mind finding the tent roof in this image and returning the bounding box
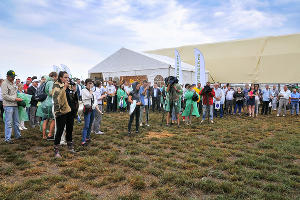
[145,33,300,83]
[89,48,195,74]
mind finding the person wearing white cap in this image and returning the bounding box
[27,79,39,128]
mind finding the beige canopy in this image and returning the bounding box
[146,33,300,83]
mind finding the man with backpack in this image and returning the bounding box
[27,79,39,128]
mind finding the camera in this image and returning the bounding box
[164,76,179,87]
[202,85,212,94]
[69,79,76,86]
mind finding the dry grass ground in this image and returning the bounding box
[0,112,299,200]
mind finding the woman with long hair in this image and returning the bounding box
[254,85,261,117]
[52,71,75,158]
[81,79,97,146]
[248,85,256,117]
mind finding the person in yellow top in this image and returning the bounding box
[196,83,203,114]
[192,85,201,103]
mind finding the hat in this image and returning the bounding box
[26,77,32,82]
[32,79,39,83]
[7,70,16,78]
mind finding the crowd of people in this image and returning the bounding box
[1,70,299,158]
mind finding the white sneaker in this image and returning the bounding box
[283,114,285,117]
[210,120,214,124]
[146,124,150,127]
[60,141,67,145]
[95,131,104,135]
[277,114,279,117]
[200,120,204,124]
[21,126,27,130]
[19,126,23,131]
[140,123,143,127]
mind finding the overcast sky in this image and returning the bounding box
[0,0,299,80]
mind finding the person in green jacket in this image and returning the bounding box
[36,72,58,139]
[117,84,127,112]
[165,79,183,127]
[182,84,200,125]
[16,83,32,130]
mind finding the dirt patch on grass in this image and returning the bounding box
[293,159,300,166]
[146,131,174,138]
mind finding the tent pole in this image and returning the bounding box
[168,65,171,76]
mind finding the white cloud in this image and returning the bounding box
[0,27,101,80]
[105,0,223,49]
[0,0,294,80]
[214,0,285,30]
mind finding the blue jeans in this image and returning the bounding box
[234,103,243,114]
[290,101,299,115]
[202,105,214,120]
[214,104,223,118]
[82,109,95,143]
[77,114,81,123]
[172,107,177,121]
[4,106,21,142]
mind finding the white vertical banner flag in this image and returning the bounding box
[53,65,60,73]
[194,48,206,86]
[60,64,72,78]
[174,49,183,84]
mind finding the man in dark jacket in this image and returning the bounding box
[151,84,161,112]
[64,83,79,152]
[27,79,39,128]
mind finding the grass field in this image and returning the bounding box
[0,112,299,200]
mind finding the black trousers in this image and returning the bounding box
[113,96,118,112]
[54,112,75,145]
[125,98,130,111]
[198,100,202,114]
[0,101,3,119]
[261,101,269,115]
[152,97,160,112]
[107,96,113,112]
[128,106,140,132]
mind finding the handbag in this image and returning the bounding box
[83,104,92,115]
[83,91,94,115]
[17,101,26,108]
[192,93,199,102]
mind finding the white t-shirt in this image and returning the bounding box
[106,85,116,95]
[226,90,234,100]
[94,87,105,105]
[213,88,222,103]
[279,90,291,100]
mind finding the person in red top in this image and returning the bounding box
[23,77,32,93]
[199,82,215,123]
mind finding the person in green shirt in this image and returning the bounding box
[165,77,183,127]
[117,84,127,112]
[182,84,200,125]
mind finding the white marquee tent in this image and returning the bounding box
[88,48,208,85]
